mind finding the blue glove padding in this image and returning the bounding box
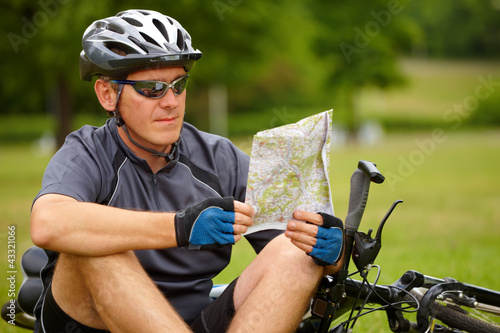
[308,213,344,266]
[175,197,236,250]
[188,208,235,250]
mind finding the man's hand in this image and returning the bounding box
[174,197,254,250]
[285,211,344,268]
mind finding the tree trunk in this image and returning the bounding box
[345,86,360,143]
[208,84,228,137]
[55,75,73,148]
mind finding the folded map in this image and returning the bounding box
[245,110,333,233]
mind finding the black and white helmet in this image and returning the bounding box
[79,9,202,81]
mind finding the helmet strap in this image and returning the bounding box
[113,84,126,127]
[112,84,180,163]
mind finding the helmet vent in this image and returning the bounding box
[104,41,135,56]
[122,17,143,27]
[107,23,125,34]
[139,32,162,49]
[153,19,170,43]
[176,29,185,51]
[127,36,149,53]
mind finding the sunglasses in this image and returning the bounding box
[111,74,189,98]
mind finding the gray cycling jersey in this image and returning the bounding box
[33,119,281,323]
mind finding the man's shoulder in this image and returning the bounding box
[55,119,123,171]
[64,119,118,151]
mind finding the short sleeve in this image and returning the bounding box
[34,126,115,205]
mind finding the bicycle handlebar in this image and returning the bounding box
[344,160,385,232]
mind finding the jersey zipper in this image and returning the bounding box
[152,174,162,210]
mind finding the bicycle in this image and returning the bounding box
[3,160,500,332]
[296,160,500,333]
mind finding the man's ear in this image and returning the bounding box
[94,79,118,112]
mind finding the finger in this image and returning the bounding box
[293,210,323,226]
[234,212,253,227]
[234,234,242,243]
[287,220,318,237]
[234,200,255,217]
[233,223,248,235]
[290,239,314,254]
[285,229,317,247]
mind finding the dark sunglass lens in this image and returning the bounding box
[172,77,188,95]
[135,82,167,98]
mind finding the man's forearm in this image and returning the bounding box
[31,194,177,256]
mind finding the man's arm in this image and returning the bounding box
[31,193,253,256]
[31,193,177,256]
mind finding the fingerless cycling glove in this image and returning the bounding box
[308,213,344,266]
[174,197,236,250]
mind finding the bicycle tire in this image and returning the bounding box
[434,302,500,333]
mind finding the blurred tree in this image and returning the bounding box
[408,0,500,58]
[1,0,497,145]
[1,0,327,141]
[1,0,116,145]
[308,0,422,138]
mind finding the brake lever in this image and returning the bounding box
[352,200,403,274]
[375,199,403,244]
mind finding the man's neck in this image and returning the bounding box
[117,127,171,173]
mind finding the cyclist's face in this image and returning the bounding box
[118,66,187,153]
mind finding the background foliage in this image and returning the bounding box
[1,0,499,143]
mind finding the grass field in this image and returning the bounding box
[216,129,500,331]
[361,58,500,125]
[1,58,500,332]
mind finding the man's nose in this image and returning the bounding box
[159,88,180,109]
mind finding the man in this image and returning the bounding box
[31,9,344,333]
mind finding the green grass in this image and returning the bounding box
[216,129,500,331]
[0,144,51,332]
[342,130,500,285]
[361,58,500,128]
[1,131,499,332]
[1,57,500,331]
[326,130,500,330]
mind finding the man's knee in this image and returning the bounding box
[247,234,322,285]
[51,251,148,326]
[53,251,142,303]
[265,235,318,268]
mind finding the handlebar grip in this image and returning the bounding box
[358,160,385,184]
[344,161,384,232]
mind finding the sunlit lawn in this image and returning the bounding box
[218,129,500,331]
[1,130,499,332]
[361,58,500,124]
[1,57,500,332]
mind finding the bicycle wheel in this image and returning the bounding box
[434,301,500,333]
[415,282,500,333]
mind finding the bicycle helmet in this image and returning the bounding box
[79,9,202,81]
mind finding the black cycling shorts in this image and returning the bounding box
[38,279,238,333]
[189,278,238,333]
